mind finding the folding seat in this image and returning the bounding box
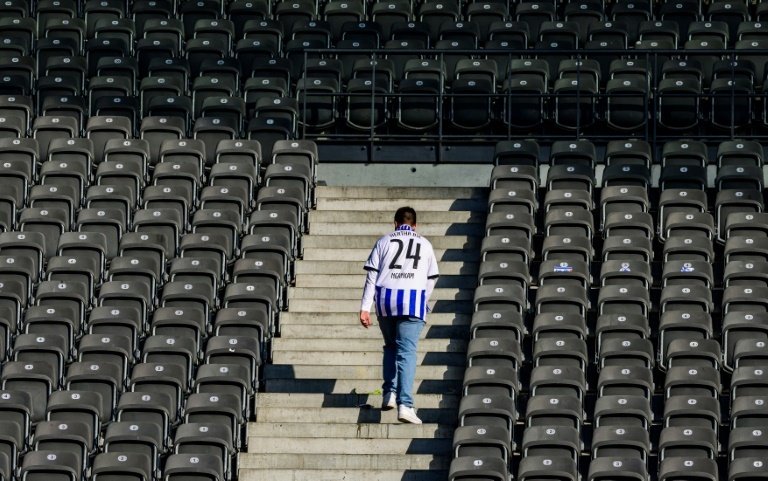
[664,339,722,369]
[185,39,228,79]
[144,57,190,92]
[449,77,494,131]
[688,20,729,46]
[534,284,587,317]
[107,258,161,305]
[163,453,223,481]
[517,455,577,481]
[531,313,586,342]
[605,76,648,132]
[194,363,252,416]
[459,393,516,436]
[295,77,339,131]
[160,281,216,323]
[717,139,763,167]
[141,335,198,387]
[564,0,604,44]
[466,3,507,41]
[129,362,187,423]
[145,96,194,136]
[152,159,202,208]
[98,281,154,330]
[116,390,174,448]
[418,1,459,42]
[708,0,749,41]
[731,393,768,428]
[204,336,261,392]
[179,0,222,39]
[729,426,768,460]
[452,425,512,465]
[235,40,280,82]
[274,0,316,37]
[449,456,507,481]
[600,259,652,289]
[544,208,593,239]
[0,0,28,18]
[521,425,579,462]
[474,283,528,315]
[500,74,546,130]
[542,235,593,264]
[597,365,653,398]
[594,394,652,429]
[662,58,704,86]
[725,235,768,262]
[546,165,595,193]
[588,453,649,480]
[537,259,589,289]
[1,361,56,422]
[664,365,721,399]
[28,186,76,233]
[657,78,702,131]
[248,209,300,258]
[103,421,164,476]
[18,207,67,258]
[484,22,530,49]
[729,459,768,481]
[467,330,523,370]
[173,422,234,479]
[479,260,531,289]
[198,185,247,224]
[716,190,763,242]
[19,451,80,481]
[736,40,768,91]
[11,333,68,386]
[549,140,596,168]
[342,77,388,131]
[253,97,299,135]
[598,285,650,318]
[85,308,142,361]
[710,77,754,130]
[45,389,105,450]
[663,395,720,432]
[659,426,718,460]
[91,452,152,481]
[662,260,713,288]
[368,0,410,41]
[515,2,556,41]
[600,187,649,229]
[725,258,768,287]
[599,336,654,369]
[588,20,629,49]
[39,158,89,208]
[76,330,132,379]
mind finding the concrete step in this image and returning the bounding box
[256,393,459,409]
[272,338,468,353]
[302,235,481,249]
[295,273,477,288]
[278,312,471,326]
[295,260,479,275]
[248,422,455,439]
[255,406,458,425]
[287,298,474,314]
[265,364,465,381]
[288,287,474,301]
[310,210,486,224]
[264,378,462,395]
[310,222,484,236]
[278,323,470,340]
[239,453,450,470]
[271,350,466,366]
[317,197,488,212]
[245,436,452,455]
[302,247,480,262]
[240,468,449,481]
[316,186,487,200]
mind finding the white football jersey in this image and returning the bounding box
[364,225,439,319]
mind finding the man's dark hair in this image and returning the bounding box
[395,207,417,225]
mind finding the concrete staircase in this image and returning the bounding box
[239,186,487,481]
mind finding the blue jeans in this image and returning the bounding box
[378,316,425,408]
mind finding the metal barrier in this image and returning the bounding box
[294,46,768,160]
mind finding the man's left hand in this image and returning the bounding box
[359,310,372,328]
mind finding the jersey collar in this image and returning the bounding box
[395,225,414,232]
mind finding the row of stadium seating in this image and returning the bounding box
[3,0,768,44]
[449,139,768,480]
[0,137,317,481]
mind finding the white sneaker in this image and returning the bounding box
[397,405,422,424]
[381,392,396,411]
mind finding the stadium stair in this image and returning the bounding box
[239,186,487,481]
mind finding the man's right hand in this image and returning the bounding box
[359,310,372,329]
